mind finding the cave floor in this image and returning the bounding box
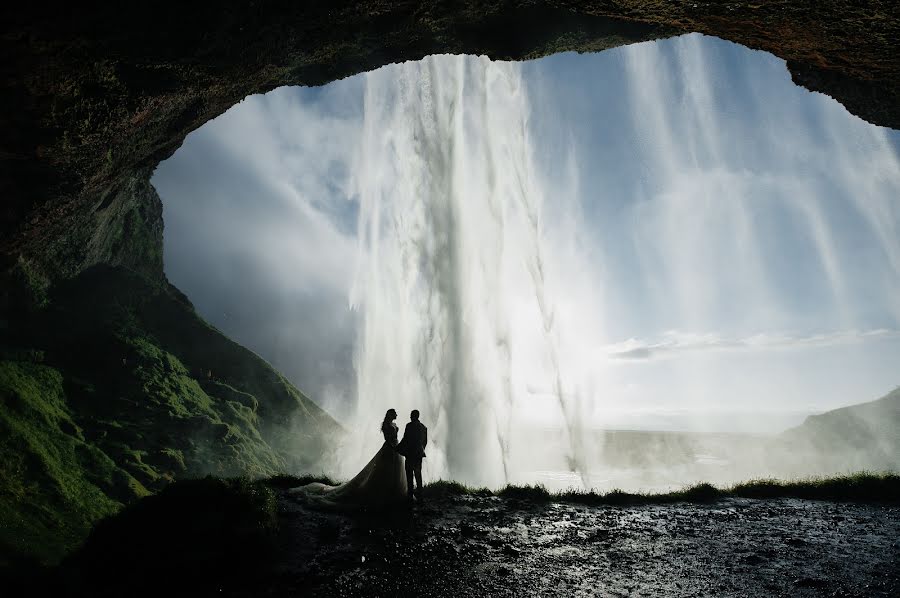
[252,491,900,597]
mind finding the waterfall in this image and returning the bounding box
[339,55,588,487]
[152,33,900,490]
[329,38,900,489]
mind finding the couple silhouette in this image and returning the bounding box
[292,409,428,509]
[392,409,428,502]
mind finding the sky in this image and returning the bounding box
[152,34,900,436]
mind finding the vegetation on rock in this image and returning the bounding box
[0,265,339,565]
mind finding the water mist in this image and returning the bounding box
[339,55,593,488]
[155,35,900,492]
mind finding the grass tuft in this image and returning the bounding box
[497,484,552,502]
[424,479,493,499]
[1,265,341,566]
[729,471,900,502]
[418,472,900,506]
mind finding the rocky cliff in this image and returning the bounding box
[2,2,897,284]
[1,265,338,563]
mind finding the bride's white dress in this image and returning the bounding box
[291,421,407,509]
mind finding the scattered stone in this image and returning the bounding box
[268,490,900,597]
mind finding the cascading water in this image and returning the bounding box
[341,55,591,488]
[155,34,900,492]
[332,40,900,490]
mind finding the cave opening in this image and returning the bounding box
[151,34,900,491]
[4,4,900,585]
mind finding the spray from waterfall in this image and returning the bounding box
[153,33,900,491]
[325,37,900,490]
[339,55,587,488]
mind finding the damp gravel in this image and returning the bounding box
[252,491,900,597]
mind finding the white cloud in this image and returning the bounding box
[607,328,900,360]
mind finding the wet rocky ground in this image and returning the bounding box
[252,490,900,597]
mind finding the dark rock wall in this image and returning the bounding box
[2,1,897,284]
[32,171,164,282]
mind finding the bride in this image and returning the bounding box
[291,408,408,509]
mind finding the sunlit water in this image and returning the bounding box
[345,55,590,487]
[154,34,900,491]
[340,41,900,488]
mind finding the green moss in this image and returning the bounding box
[0,361,123,564]
[158,447,186,472]
[1,265,340,565]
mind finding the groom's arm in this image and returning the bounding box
[423,426,427,447]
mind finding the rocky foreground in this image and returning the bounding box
[269,490,899,598]
[7,475,898,597]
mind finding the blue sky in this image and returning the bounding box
[153,34,900,432]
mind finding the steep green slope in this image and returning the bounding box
[0,361,128,564]
[0,265,339,564]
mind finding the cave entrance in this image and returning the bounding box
[152,34,900,491]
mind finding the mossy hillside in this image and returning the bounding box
[0,361,129,565]
[1,265,339,564]
[71,333,285,484]
[42,265,338,471]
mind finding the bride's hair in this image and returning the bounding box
[381,408,397,430]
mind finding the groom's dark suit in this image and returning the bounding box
[398,420,427,500]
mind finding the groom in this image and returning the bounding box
[397,410,427,502]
